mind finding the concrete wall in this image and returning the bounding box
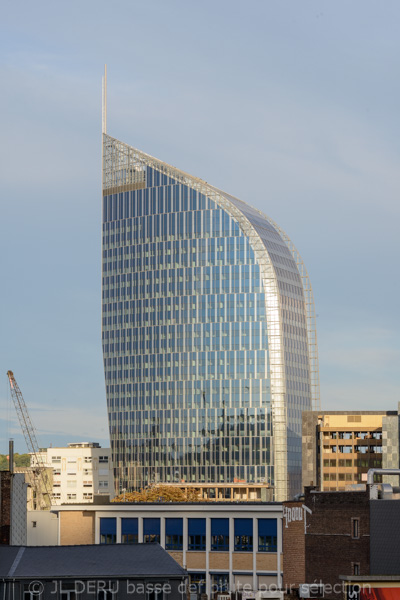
[11,473,27,545]
[382,407,400,486]
[27,510,59,545]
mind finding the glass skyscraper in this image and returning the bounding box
[102,133,319,501]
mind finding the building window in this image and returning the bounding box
[98,481,108,488]
[100,517,116,544]
[143,518,160,543]
[98,592,114,600]
[23,585,42,600]
[258,519,277,552]
[165,518,183,550]
[147,588,164,600]
[211,573,229,594]
[52,456,61,463]
[353,563,360,575]
[99,456,109,463]
[188,518,206,551]
[352,518,360,539]
[189,573,206,595]
[234,518,253,552]
[211,518,229,551]
[67,494,77,501]
[32,521,37,528]
[122,518,138,544]
[84,457,92,463]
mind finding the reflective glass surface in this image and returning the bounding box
[102,164,311,495]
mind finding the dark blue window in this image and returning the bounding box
[165,518,183,550]
[234,518,253,552]
[258,519,277,552]
[211,573,229,592]
[189,573,206,595]
[143,518,160,543]
[211,518,229,551]
[121,518,138,544]
[188,518,206,551]
[100,518,116,544]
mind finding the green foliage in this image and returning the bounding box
[0,453,31,470]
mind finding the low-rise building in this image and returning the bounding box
[0,543,187,600]
[283,473,400,600]
[50,501,284,599]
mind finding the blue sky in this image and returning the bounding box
[1,1,399,453]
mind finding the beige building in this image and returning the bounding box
[14,466,53,510]
[51,501,283,599]
[31,442,114,505]
[302,411,392,491]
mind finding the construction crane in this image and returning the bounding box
[7,370,53,509]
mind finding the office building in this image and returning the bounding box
[302,411,398,491]
[51,500,283,598]
[102,133,319,501]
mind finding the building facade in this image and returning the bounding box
[302,411,395,492]
[0,544,187,600]
[284,478,400,600]
[102,133,319,501]
[283,487,370,600]
[52,501,283,599]
[31,442,114,505]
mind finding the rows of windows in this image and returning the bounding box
[323,445,383,454]
[103,266,266,299]
[103,294,267,328]
[99,517,277,552]
[103,237,259,270]
[103,184,217,223]
[103,321,269,356]
[103,171,311,492]
[106,379,270,411]
[324,431,382,440]
[108,408,271,439]
[323,458,383,467]
[104,349,267,382]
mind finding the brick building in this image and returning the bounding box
[283,487,370,600]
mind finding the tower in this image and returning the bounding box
[101,133,319,501]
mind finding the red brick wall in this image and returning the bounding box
[304,488,370,600]
[0,472,11,544]
[283,501,306,592]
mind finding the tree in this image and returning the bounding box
[0,453,31,470]
[113,484,204,503]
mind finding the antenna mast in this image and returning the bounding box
[102,64,107,134]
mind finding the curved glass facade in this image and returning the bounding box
[102,134,318,500]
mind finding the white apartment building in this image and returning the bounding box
[31,442,114,505]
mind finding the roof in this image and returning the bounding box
[0,544,187,579]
